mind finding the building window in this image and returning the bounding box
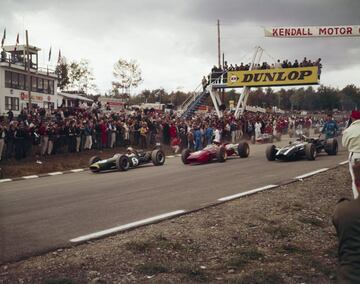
[37,78,43,92]
[11,72,19,88]
[49,80,54,94]
[44,79,48,94]
[5,71,11,88]
[5,96,19,111]
[19,73,26,90]
[5,71,55,94]
[31,76,37,92]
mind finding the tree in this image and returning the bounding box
[68,59,97,94]
[317,85,340,111]
[55,59,70,91]
[112,59,142,95]
[340,84,360,110]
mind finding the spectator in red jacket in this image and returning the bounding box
[169,122,177,139]
[100,120,107,148]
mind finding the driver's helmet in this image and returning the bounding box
[126,147,135,154]
[213,138,221,145]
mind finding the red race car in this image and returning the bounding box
[181,142,250,165]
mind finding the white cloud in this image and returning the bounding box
[0,0,359,94]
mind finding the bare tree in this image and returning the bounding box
[68,59,97,94]
[112,59,142,95]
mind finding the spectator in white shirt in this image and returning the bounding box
[342,110,360,199]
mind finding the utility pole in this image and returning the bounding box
[217,19,221,68]
[25,30,32,111]
[222,52,225,102]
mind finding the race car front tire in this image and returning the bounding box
[151,149,165,166]
[89,156,101,173]
[89,156,101,172]
[325,138,338,155]
[238,142,250,158]
[216,146,226,163]
[89,156,101,165]
[305,143,316,160]
[266,145,277,161]
[181,149,191,164]
[116,155,130,171]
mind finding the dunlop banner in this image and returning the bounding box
[227,66,318,87]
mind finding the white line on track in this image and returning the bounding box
[22,175,39,179]
[48,172,63,176]
[0,178,12,183]
[295,168,329,180]
[339,160,348,165]
[218,185,278,202]
[70,169,84,173]
[70,210,186,243]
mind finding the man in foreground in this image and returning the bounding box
[342,110,360,199]
[333,114,360,283]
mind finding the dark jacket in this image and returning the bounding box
[333,197,360,283]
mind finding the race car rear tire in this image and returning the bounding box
[325,138,338,155]
[181,149,191,164]
[151,149,165,166]
[89,156,101,172]
[238,142,250,158]
[216,146,227,163]
[266,145,277,161]
[116,155,130,171]
[305,143,316,160]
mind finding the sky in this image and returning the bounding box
[1,0,359,95]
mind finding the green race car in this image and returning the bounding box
[89,149,165,173]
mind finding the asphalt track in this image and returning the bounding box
[0,139,348,264]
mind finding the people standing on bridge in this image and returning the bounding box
[342,110,360,199]
[322,113,338,139]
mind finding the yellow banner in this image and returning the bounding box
[227,66,319,87]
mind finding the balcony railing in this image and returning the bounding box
[0,56,56,76]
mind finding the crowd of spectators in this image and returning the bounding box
[0,102,346,161]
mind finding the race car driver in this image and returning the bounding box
[126,147,138,157]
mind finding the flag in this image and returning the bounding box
[14,33,19,51]
[57,49,61,63]
[48,46,52,61]
[1,28,5,47]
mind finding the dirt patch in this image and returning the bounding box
[0,146,175,179]
[0,166,352,283]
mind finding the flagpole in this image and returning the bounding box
[25,30,32,111]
